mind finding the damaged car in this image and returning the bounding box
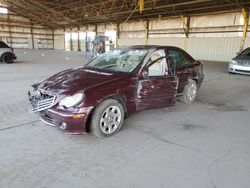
[28,45,204,137]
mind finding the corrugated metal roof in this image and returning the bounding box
[1,0,250,28]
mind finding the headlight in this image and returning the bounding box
[59,93,84,108]
[231,60,237,65]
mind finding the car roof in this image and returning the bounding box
[117,45,180,51]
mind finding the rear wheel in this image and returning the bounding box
[90,99,124,137]
[1,53,14,64]
[181,79,197,104]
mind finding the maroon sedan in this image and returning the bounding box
[28,45,204,137]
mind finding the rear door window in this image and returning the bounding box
[168,48,191,67]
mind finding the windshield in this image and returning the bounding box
[85,49,148,73]
[240,48,250,56]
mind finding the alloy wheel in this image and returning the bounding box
[99,105,122,134]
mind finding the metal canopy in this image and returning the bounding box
[2,0,250,28]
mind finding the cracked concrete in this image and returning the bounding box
[207,150,231,188]
[0,50,250,188]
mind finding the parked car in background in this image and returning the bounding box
[28,45,204,137]
[228,47,250,75]
[0,41,16,64]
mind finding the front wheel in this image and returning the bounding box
[181,79,198,104]
[1,53,14,64]
[90,99,124,137]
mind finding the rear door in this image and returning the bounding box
[137,50,178,110]
[167,48,194,94]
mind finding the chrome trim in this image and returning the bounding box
[30,95,56,113]
[236,61,250,67]
[29,90,56,113]
[47,108,74,117]
[40,117,56,127]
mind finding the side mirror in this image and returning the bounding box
[142,70,149,79]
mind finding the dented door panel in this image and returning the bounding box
[136,76,178,110]
[176,64,193,93]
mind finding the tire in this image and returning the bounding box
[180,79,198,104]
[90,99,124,137]
[1,53,14,64]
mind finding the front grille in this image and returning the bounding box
[237,61,250,66]
[30,90,56,113]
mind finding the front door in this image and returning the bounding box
[136,50,178,110]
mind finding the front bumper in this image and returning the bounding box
[228,63,250,75]
[39,106,94,134]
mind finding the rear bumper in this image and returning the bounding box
[40,106,94,134]
[228,64,250,75]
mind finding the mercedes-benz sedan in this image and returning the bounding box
[228,47,250,75]
[28,45,204,137]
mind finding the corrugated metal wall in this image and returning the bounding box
[0,13,55,49]
[2,9,250,62]
[118,37,247,61]
[187,38,243,61]
[54,29,64,50]
[116,12,250,62]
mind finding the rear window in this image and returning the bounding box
[0,41,10,48]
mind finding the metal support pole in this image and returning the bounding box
[240,8,249,52]
[116,23,120,48]
[77,27,80,51]
[31,25,34,50]
[145,20,149,45]
[7,13,12,48]
[52,28,54,49]
[181,15,190,50]
[63,27,66,50]
[94,24,97,36]
[70,30,73,51]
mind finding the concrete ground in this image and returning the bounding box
[0,49,249,188]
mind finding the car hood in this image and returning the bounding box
[38,67,128,95]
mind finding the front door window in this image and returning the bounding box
[148,50,168,77]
